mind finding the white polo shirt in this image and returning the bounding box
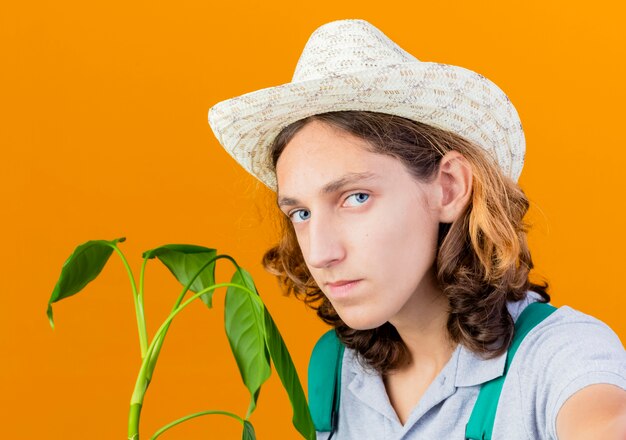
[315,291,626,439]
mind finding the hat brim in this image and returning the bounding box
[208,60,524,191]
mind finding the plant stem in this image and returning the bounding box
[127,281,257,439]
[150,410,244,439]
[144,254,240,384]
[128,403,142,440]
[138,255,149,356]
[109,243,149,358]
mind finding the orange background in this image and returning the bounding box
[1,1,624,438]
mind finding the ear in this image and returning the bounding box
[433,151,473,223]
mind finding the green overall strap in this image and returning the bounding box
[308,328,345,432]
[465,301,557,440]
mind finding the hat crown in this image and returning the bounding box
[208,18,526,190]
[292,19,419,82]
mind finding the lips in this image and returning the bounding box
[326,279,360,287]
[325,279,362,298]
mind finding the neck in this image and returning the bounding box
[388,269,456,373]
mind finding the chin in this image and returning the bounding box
[339,313,388,331]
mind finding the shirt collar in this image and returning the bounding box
[345,337,508,393]
[454,289,543,387]
[454,343,507,387]
[345,348,401,422]
[344,291,540,398]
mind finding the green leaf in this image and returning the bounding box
[242,420,256,440]
[47,237,126,329]
[264,307,316,440]
[142,244,217,307]
[224,267,271,420]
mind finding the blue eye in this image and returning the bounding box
[287,193,370,224]
[345,193,369,206]
[289,209,310,224]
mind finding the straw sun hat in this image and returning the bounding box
[207,18,525,192]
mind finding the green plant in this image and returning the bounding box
[46,237,315,440]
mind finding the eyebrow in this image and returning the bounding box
[277,171,379,209]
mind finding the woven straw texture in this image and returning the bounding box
[208,18,525,191]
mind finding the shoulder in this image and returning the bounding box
[507,291,625,357]
[507,292,626,438]
[513,296,625,365]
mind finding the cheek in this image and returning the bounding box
[294,233,325,285]
[367,207,438,286]
[290,227,310,263]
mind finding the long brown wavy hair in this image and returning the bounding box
[261,110,550,375]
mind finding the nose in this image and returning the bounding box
[304,213,346,269]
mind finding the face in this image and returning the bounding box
[275,120,444,330]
